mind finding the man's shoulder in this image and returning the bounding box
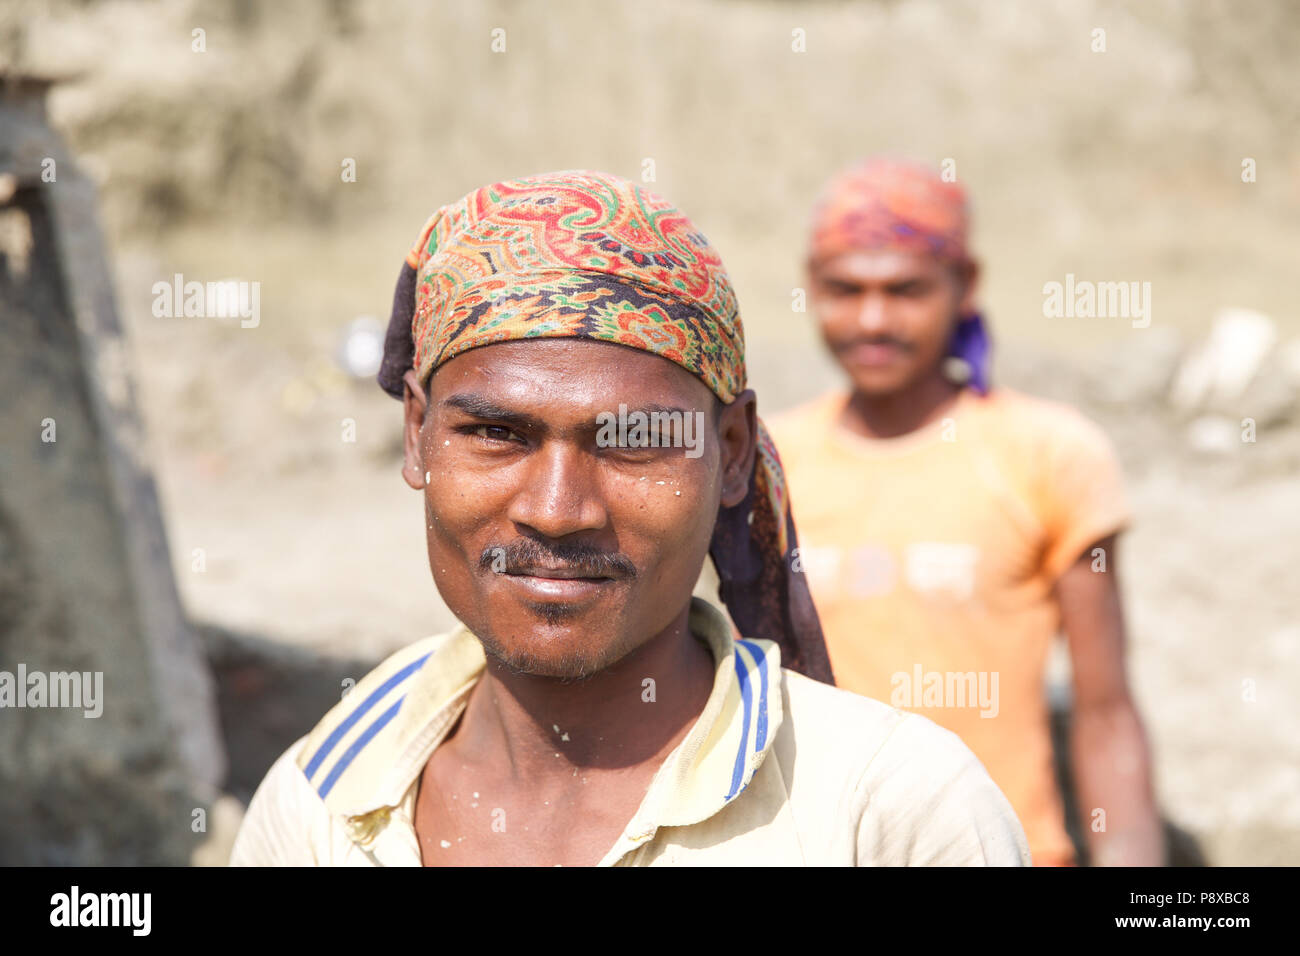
[777,666,972,770]
[779,665,904,737]
[775,668,1032,865]
[975,386,1113,448]
[775,667,1010,816]
[230,629,466,865]
[296,630,461,779]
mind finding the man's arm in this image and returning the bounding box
[1057,533,1165,866]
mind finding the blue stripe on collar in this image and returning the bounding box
[303,653,430,782]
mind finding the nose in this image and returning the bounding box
[505,439,609,540]
[856,290,889,334]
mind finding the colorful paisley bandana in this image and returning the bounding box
[807,157,992,394]
[379,170,834,684]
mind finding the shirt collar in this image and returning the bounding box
[319,597,784,848]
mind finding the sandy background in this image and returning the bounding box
[3,0,1298,864]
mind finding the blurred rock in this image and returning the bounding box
[1,75,224,864]
[1234,353,1299,431]
[1170,308,1278,413]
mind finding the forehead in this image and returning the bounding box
[428,338,717,412]
[812,249,947,284]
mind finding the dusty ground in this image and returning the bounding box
[4,0,1297,864]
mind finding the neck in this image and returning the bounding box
[841,370,962,440]
[452,602,715,782]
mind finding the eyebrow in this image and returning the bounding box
[440,393,541,429]
[628,403,699,420]
[440,393,702,431]
[822,273,933,288]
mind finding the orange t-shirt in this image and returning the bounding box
[767,386,1131,866]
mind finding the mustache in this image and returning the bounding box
[478,539,638,580]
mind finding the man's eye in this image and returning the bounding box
[891,283,929,297]
[604,438,671,460]
[463,424,519,443]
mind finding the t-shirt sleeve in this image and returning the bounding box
[228,736,323,866]
[1034,406,1132,582]
[855,714,1032,866]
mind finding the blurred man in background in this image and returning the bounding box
[768,158,1165,866]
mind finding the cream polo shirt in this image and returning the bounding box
[230,598,1031,866]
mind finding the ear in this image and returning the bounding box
[717,389,757,508]
[401,368,428,491]
[955,259,981,317]
[805,258,830,309]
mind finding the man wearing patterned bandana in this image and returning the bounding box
[230,170,1029,867]
[769,157,1164,866]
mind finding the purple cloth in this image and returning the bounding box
[949,311,992,395]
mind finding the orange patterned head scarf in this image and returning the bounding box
[808,157,971,266]
[379,170,834,683]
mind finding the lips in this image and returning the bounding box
[497,565,619,602]
[500,571,615,601]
